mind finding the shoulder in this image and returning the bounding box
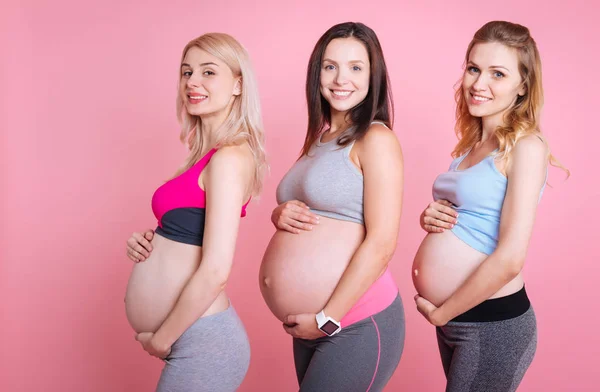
[359,122,399,148]
[208,143,254,178]
[507,134,549,176]
[353,123,403,171]
[511,134,549,163]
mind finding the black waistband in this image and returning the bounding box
[451,286,530,323]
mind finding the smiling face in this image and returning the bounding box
[319,37,371,116]
[179,46,241,118]
[462,42,526,127]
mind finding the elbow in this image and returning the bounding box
[503,253,526,279]
[214,270,230,291]
[204,265,231,293]
[369,236,397,266]
[495,244,527,279]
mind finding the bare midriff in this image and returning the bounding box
[259,216,365,321]
[125,233,229,333]
[412,230,523,308]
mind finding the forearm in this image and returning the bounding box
[436,249,521,323]
[323,238,394,321]
[152,266,227,349]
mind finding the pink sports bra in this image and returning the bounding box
[151,148,249,246]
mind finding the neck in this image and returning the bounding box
[198,99,235,149]
[480,114,504,145]
[328,109,352,134]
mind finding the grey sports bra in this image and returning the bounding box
[276,122,388,225]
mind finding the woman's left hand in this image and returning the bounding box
[282,313,324,340]
[414,295,448,327]
[135,332,172,359]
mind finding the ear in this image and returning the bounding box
[233,77,242,96]
[517,83,526,97]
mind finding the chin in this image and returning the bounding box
[467,106,488,118]
[330,100,361,113]
[185,106,211,116]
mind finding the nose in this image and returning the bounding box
[186,72,201,89]
[334,68,349,85]
[471,73,487,92]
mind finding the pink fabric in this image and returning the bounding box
[340,268,398,327]
[151,148,249,226]
[366,316,382,392]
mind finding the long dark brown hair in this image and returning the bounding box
[300,22,394,156]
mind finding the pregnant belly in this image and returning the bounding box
[259,217,365,321]
[124,234,204,333]
[412,230,523,307]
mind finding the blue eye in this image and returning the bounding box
[324,64,336,71]
[467,66,480,74]
[352,65,361,71]
[493,71,505,78]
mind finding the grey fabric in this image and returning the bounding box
[276,121,389,225]
[156,305,250,392]
[293,295,405,392]
[436,306,537,392]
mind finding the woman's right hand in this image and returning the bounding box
[420,200,459,233]
[271,200,320,234]
[126,230,155,263]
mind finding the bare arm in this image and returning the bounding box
[428,136,548,325]
[150,146,253,351]
[323,125,404,321]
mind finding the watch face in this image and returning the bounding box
[320,320,339,336]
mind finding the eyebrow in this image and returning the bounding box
[322,58,366,65]
[468,61,511,72]
[180,62,219,68]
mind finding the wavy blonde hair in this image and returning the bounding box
[453,21,568,176]
[175,33,267,195]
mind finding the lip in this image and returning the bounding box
[329,89,354,100]
[187,92,207,104]
[468,92,492,105]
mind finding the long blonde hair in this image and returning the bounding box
[453,21,568,175]
[175,33,267,195]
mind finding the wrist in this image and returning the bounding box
[316,309,342,336]
[432,306,450,326]
[151,332,172,352]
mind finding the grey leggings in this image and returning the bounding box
[436,306,537,392]
[156,305,250,392]
[293,295,405,392]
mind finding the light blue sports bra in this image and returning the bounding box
[432,149,545,255]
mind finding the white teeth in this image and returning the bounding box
[473,95,491,102]
[333,90,351,97]
[189,96,207,100]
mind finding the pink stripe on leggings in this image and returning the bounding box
[366,316,381,392]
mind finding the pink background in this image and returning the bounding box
[3,0,598,391]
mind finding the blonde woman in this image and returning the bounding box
[124,33,266,392]
[412,21,568,392]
